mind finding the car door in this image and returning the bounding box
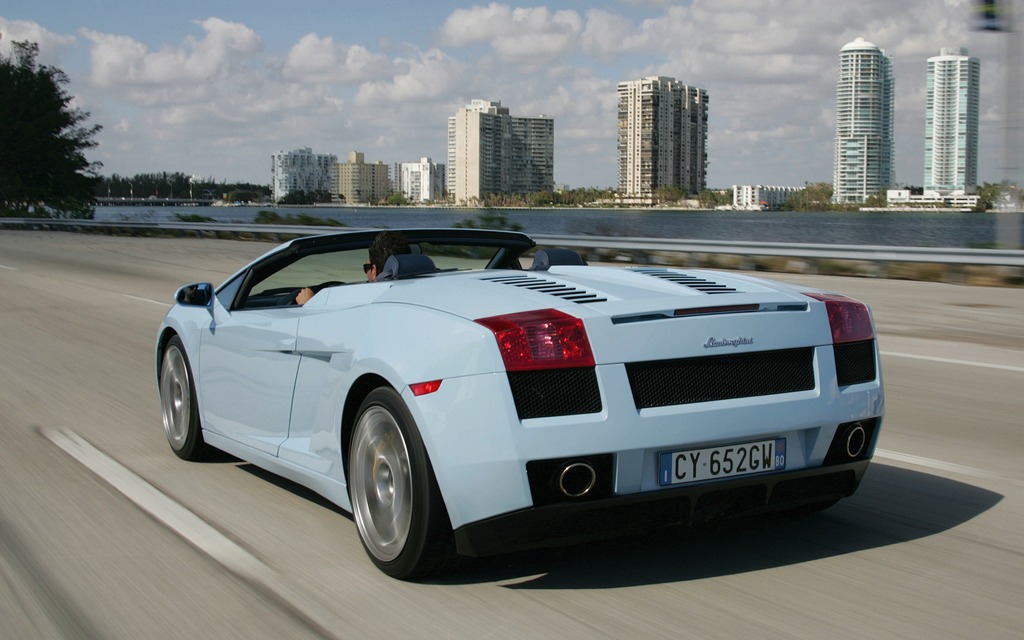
[197,299,302,455]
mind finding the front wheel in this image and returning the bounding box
[348,387,453,579]
[159,336,213,461]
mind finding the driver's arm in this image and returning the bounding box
[295,287,315,305]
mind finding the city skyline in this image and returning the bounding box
[1,1,1015,189]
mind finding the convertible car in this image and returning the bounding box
[157,228,884,579]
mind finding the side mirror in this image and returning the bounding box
[175,283,214,307]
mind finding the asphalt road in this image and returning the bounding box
[1,230,1021,639]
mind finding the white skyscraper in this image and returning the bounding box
[924,48,980,195]
[617,76,709,199]
[833,38,895,204]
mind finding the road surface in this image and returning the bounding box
[0,231,1020,639]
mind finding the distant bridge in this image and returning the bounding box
[95,197,216,207]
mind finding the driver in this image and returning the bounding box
[295,230,410,304]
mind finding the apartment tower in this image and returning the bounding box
[336,151,391,204]
[271,147,338,202]
[617,76,709,199]
[924,48,980,194]
[447,100,554,204]
[833,38,895,204]
[398,157,446,203]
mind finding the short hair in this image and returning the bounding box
[368,231,410,272]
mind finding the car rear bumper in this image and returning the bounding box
[452,459,870,557]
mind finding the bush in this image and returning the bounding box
[254,210,345,226]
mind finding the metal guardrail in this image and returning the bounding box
[3,217,1024,268]
[534,234,1024,268]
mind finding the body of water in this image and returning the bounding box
[93,205,1023,249]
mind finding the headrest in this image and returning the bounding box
[378,253,437,280]
[528,248,586,271]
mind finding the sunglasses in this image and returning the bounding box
[363,263,374,273]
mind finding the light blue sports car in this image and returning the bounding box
[157,228,884,579]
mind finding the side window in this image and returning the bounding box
[241,249,368,309]
[216,274,245,308]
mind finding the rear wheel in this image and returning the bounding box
[159,336,212,461]
[348,387,453,579]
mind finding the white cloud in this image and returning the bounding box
[581,7,681,58]
[82,18,262,88]
[283,33,394,84]
[354,48,464,105]
[0,17,76,65]
[438,4,583,64]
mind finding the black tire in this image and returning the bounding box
[348,387,454,580]
[159,336,213,461]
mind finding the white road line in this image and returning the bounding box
[881,351,1024,373]
[874,448,1021,487]
[41,427,271,579]
[122,293,171,307]
[0,264,18,271]
[874,448,990,479]
[39,427,342,638]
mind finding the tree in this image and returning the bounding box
[781,182,834,211]
[655,185,687,204]
[697,189,731,208]
[279,190,315,205]
[0,40,102,218]
[864,188,888,208]
[975,183,1002,212]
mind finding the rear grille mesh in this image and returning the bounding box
[834,340,876,386]
[507,367,602,419]
[625,347,815,409]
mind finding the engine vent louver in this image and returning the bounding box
[480,274,608,304]
[631,268,741,294]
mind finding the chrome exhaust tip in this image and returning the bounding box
[845,423,867,458]
[558,462,597,498]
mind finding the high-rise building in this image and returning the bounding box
[447,100,554,204]
[336,151,391,204]
[271,147,338,202]
[398,157,446,202]
[832,38,895,204]
[617,76,709,200]
[924,47,980,195]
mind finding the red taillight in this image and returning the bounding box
[475,309,595,372]
[410,380,442,396]
[804,293,874,343]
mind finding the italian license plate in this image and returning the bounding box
[659,438,786,486]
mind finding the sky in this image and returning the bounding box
[1,0,1017,190]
